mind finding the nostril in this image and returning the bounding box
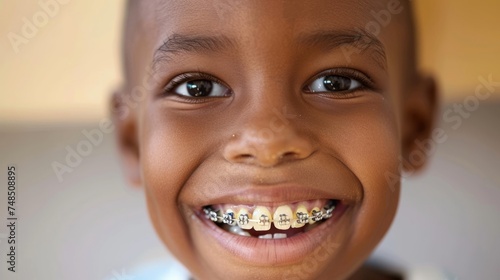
[238,154,253,160]
[281,151,297,159]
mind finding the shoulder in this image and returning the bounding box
[349,264,455,280]
[107,259,191,280]
[348,264,403,280]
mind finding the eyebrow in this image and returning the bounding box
[298,29,387,69]
[152,33,236,70]
[152,29,387,70]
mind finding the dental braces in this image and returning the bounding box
[203,203,336,227]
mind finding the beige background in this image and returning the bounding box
[0,1,499,280]
[1,0,500,124]
[0,0,124,124]
[415,0,500,95]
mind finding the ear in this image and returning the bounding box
[111,88,142,187]
[401,74,439,173]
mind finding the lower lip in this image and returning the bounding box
[194,203,349,265]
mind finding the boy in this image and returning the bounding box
[112,0,437,279]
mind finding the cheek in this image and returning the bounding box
[314,96,401,259]
[141,106,221,197]
[345,100,400,229]
[339,99,401,193]
[313,96,401,187]
[138,106,224,265]
[343,99,400,253]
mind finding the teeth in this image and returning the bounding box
[204,200,337,233]
[258,234,273,239]
[203,207,211,219]
[309,207,322,224]
[291,205,309,228]
[222,210,236,226]
[258,233,288,239]
[273,233,287,239]
[323,203,335,218]
[252,206,272,231]
[209,209,221,222]
[236,208,253,230]
[273,205,293,230]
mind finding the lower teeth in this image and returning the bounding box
[258,233,288,239]
[258,234,273,239]
[273,233,287,239]
[222,220,325,239]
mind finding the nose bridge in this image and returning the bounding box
[222,31,315,167]
[239,58,297,138]
[244,100,295,146]
[223,83,314,167]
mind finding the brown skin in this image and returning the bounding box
[113,1,437,279]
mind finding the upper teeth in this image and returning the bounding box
[273,205,293,230]
[253,206,272,231]
[222,211,236,225]
[203,201,336,231]
[237,208,252,230]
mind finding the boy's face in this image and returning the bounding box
[116,1,435,279]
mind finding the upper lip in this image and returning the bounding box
[190,183,362,209]
[184,157,364,209]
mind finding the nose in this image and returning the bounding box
[223,107,314,167]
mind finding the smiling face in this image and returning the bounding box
[115,1,436,279]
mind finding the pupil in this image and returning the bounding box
[187,80,213,97]
[323,76,351,91]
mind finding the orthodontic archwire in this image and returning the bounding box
[202,203,336,227]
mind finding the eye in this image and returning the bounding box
[173,79,230,97]
[303,68,377,95]
[306,75,362,93]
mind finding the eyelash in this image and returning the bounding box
[162,72,229,103]
[162,68,376,101]
[302,68,377,97]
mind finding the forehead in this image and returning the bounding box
[136,0,391,24]
[132,0,409,32]
[134,0,401,40]
[125,0,413,85]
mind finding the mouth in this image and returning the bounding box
[189,184,357,265]
[202,199,338,239]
